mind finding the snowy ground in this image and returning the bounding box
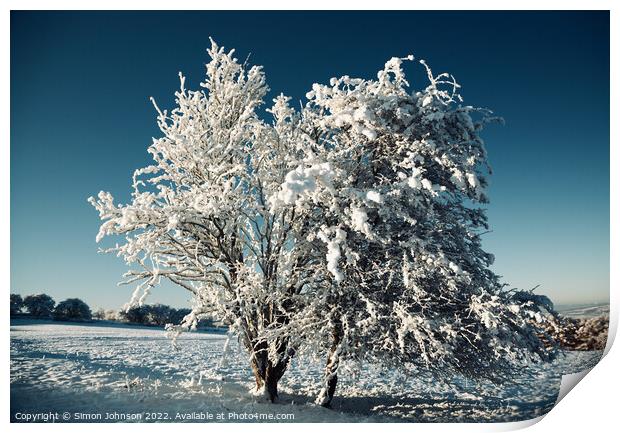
[556,303,610,319]
[10,318,603,423]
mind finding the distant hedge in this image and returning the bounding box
[11,292,210,328]
[118,304,199,327]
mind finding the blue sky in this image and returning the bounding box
[10,11,609,309]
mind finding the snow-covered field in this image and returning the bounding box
[10,318,603,423]
[556,303,610,319]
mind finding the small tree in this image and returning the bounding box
[91,40,556,403]
[93,308,106,320]
[53,298,93,322]
[23,294,55,318]
[10,294,24,316]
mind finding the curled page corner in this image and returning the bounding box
[493,414,546,431]
[556,368,592,405]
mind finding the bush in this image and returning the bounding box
[546,315,609,351]
[23,294,55,318]
[10,294,24,316]
[53,298,92,322]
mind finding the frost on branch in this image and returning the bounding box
[90,40,557,406]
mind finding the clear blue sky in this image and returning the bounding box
[10,11,609,310]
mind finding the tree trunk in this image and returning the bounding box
[316,353,339,407]
[250,341,290,403]
[264,364,282,402]
[316,322,342,407]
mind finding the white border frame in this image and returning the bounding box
[3,2,616,432]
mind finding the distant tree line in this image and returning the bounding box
[93,304,214,328]
[10,293,92,321]
[11,292,210,328]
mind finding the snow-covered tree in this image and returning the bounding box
[90,40,557,404]
[90,40,323,401]
[268,55,558,406]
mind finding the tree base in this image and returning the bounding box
[315,372,338,408]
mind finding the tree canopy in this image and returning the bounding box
[90,40,557,404]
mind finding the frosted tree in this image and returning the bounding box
[90,40,325,401]
[91,40,557,405]
[266,56,558,406]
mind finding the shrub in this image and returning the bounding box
[546,315,609,351]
